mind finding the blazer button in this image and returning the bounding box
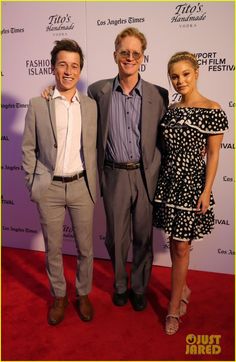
[54,144,57,148]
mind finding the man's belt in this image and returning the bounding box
[104,160,141,170]
[53,170,85,183]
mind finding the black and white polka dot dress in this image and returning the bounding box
[153,107,228,241]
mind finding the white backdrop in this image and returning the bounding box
[2,1,234,274]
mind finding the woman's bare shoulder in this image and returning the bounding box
[201,98,221,109]
[169,102,180,109]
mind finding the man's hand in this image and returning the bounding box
[41,85,54,99]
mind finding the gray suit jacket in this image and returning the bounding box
[88,77,168,202]
[22,93,97,203]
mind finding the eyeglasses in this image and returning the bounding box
[117,50,143,60]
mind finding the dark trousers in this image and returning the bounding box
[102,167,153,294]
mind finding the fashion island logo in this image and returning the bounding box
[46,14,75,33]
[171,3,206,27]
[139,54,149,73]
[186,334,221,355]
[25,59,52,76]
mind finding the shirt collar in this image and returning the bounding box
[113,75,142,96]
[52,88,80,103]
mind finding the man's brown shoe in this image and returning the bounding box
[77,295,93,322]
[48,295,68,325]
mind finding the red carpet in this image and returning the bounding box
[1,247,235,361]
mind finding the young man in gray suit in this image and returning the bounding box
[88,27,168,311]
[22,39,97,325]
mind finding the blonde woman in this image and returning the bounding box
[153,51,228,335]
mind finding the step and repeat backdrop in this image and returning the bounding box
[2,1,234,274]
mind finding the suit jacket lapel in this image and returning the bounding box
[141,81,153,148]
[80,95,87,148]
[47,98,57,146]
[99,81,113,150]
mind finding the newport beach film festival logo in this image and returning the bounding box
[171,2,206,27]
[194,52,235,72]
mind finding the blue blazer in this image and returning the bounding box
[88,77,168,202]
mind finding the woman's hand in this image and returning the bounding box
[196,191,211,214]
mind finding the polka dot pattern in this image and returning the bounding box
[153,107,229,241]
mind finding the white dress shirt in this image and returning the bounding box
[53,88,84,176]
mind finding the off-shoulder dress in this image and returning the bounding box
[153,107,228,241]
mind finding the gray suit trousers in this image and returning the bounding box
[102,166,153,294]
[37,177,94,297]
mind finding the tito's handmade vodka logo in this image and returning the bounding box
[171,2,206,25]
[46,14,75,32]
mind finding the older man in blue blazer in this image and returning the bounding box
[88,27,168,311]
